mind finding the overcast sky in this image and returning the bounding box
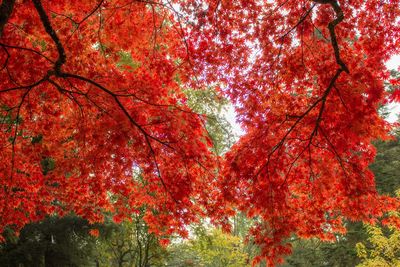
[386,55,400,123]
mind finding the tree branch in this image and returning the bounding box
[32,0,66,74]
[312,0,349,73]
[0,0,15,37]
[21,0,183,204]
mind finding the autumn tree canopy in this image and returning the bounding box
[0,0,399,265]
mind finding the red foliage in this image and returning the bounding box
[89,228,100,237]
[0,0,399,265]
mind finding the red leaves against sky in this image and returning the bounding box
[0,0,399,265]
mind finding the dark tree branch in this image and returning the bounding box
[77,0,104,26]
[32,0,66,74]
[309,68,342,139]
[280,3,316,41]
[50,0,104,40]
[1,75,50,94]
[255,1,351,182]
[58,72,174,149]
[9,89,31,180]
[57,72,180,203]
[0,0,15,37]
[0,42,55,63]
[312,0,349,73]
[255,68,343,180]
[0,44,10,71]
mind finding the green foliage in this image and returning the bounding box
[0,213,168,267]
[31,134,43,144]
[97,215,167,267]
[370,136,400,196]
[356,222,400,267]
[281,222,367,267]
[356,189,400,267]
[167,228,249,267]
[40,157,56,175]
[116,51,141,71]
[0,215,99,267]
[185,87,236,155]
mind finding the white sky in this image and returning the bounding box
[386,55,400,123]
[224,105,244,137]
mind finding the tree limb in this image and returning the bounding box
[312,0,349,73]
[0,0,15,37]
[32,0,66,74]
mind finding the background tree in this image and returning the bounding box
[355,189,400,267]
[185,87,236,155]
[98,213,168,267]
[356,219,400,267]
[281,223,368,267]
[0,213,168,267]
[167,227,249,267]
[0,215,99,267]
[370,137,400,196]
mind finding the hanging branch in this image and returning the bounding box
[312,0,349,73]
[31,0,180,203]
